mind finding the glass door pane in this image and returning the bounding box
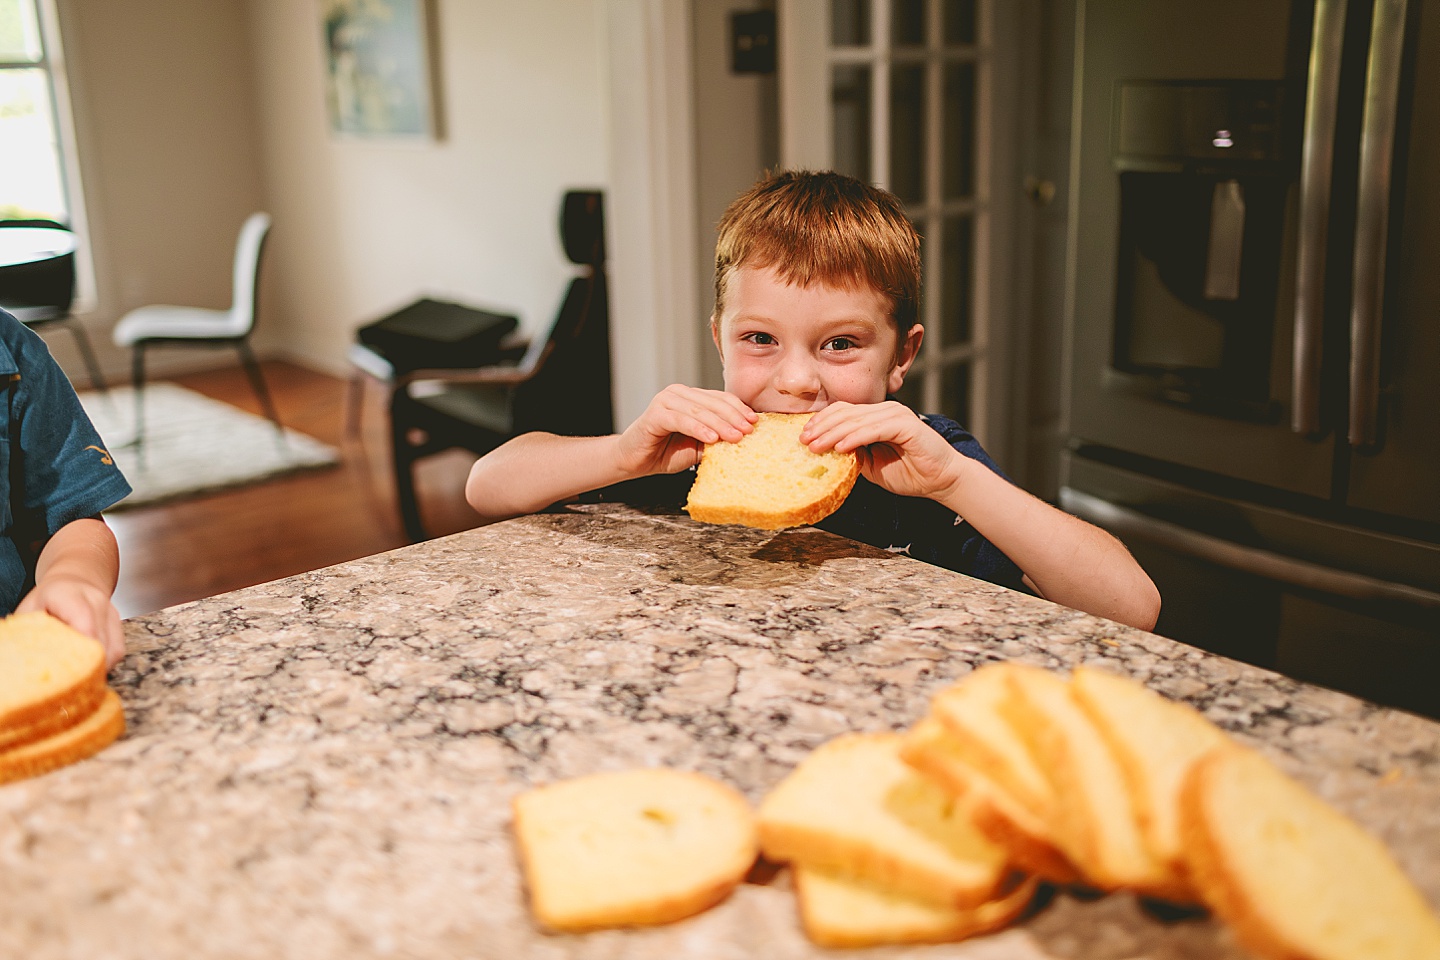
[889,64,925,204]
[943,0,976,44]
[832,0,871,46]
[939,215,973,346]
[892,0,926,46]
[942,62,975,200]
[831,65,873,182]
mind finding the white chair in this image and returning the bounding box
[113,212,281,450]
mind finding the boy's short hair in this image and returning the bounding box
[713,170,922,334]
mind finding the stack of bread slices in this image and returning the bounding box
[510,662,1440,957]
[761,661,1440,956]
[0,611,125,787]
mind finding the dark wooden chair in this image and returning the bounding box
[377,191,614,541]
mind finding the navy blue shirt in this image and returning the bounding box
[577,412,1027,592]
[0,310,131,613]
[813,414,1027,592]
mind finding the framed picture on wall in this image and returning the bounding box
[321,0,438,138]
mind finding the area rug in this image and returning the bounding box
[77,383,340,510]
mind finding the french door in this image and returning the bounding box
[779,0,1012,453]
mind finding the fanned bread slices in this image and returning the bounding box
[511,768,757,932]
[900,717,1079,884]
[794,866,1038,949]
[684,412,859,530]
[929,664,1060,821]
[0,610,106,749]
[1182,746,1440,960]
[998,664,1185,899]
[1071,665,1229,885]
[758,732,1010,908]
[0,689,125,787]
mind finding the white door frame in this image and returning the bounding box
[602,0,702,429]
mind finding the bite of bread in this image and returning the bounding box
[510,662,1440,957]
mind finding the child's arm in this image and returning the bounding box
[16,517,124,669]
[802,401,1161,631]
[465,384,756,524]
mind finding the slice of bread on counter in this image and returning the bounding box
[929,663,1058,821]
[511,767,757,932]
[794,865,1038,948]
[1181,745,1440,960]
[900,717,1079,884]
[1000,664,1184,898]
[758,732,1010,908]
[0,688,125,787]
[1072,665,1228,888]
[684,412,859,530]
[0,611,106,748]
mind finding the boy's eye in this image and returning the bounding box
[823,336,856,351]
[742,332,777,346]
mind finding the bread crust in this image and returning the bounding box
[758,817,1007,909]
[0,677,107,753]
[0,689,125,786]
[794,868,1038,949]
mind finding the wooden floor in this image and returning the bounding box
[106,361,484,619]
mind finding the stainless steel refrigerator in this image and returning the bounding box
[1061,0,1440,717]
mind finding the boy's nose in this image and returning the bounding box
[775,352,821,398]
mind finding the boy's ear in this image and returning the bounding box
[710,315,724,359]
[887,323,925,395]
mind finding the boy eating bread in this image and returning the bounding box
[465,171,1160,630]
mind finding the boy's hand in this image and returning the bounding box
[800,401,967,501]
[17,576,125,671]
[614,384,757,477]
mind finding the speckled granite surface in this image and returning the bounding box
[2,504,1437,959]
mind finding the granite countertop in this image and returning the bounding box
[2,504,1437,959]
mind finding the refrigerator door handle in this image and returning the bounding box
[1349,0,1409,447]
[1060,488,1440,609]
[1292,0,1349,437]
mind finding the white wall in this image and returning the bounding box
[247,0,610,374]
[53,0,265,380]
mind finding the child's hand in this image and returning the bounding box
[17,576,125,671]
[614,384,757,477]
[800,401,967,501]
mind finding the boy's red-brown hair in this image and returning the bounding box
[713,170,922,333]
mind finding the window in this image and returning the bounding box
[1,0,71,222]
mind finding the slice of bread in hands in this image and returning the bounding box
[0,688,125,786]
[684,412,859,530]
[511,768,757,932]
[0,611,107,751]
[901,717,1079,884]
[1181,746,1440,960]
[1071,665,1228,888]
[794,866,1039,949]
[1000,664,1184,898]
[758,732,1010,908]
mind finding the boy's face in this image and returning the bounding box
[712,264,923,413]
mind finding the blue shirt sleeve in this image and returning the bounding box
[0,313,130,610]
